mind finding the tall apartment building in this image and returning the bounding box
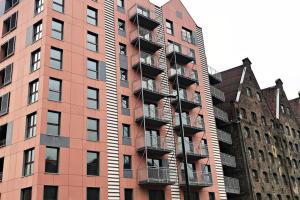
[0,0,227,199]
[214,58,300,200]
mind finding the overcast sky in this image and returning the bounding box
[151,0,300,99]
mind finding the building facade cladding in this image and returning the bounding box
[0,0,224,200]
[214,59,300,200]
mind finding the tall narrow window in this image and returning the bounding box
[87,58,99,80]
[48,78,62,101]
[28,79,39,104]
[21,187,32,200]
[0,36,16,61]
[43,186,58,200]
[125,189,133,200]
[121,95,129,109]
[33,20,43,42]
[117,0,124,8]
[46,111,60,136]
[246,87,252,97]
[35,0,44,14]
[87,151,99,176]
[87,118,99,141]
[87,87,99,109]
[53,0,64,13]
[122,124,130,138]
[26,112,37,139]
[123,155,131,170]
[87,6,98,26]
[182,27,193,43]
[118,19,125,31]
[119,43,127,55]
[87,31,98,52]
[50,47,63,70]
[0,92,10,116]
[166,20,173,35]
[51,19,63,40]
[45,147,59,173]
[4,0,19,12]
[2,12,18,36]
[0,64,13,88]
[87,188,100,200]
[23,148,35,176]
[120,68,128,81]
[31,48,41,72]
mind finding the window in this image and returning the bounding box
[87,151,99,176]
[255,130,261,141]
[182,27,193,43]
[120,68,128,81]
[26,112,37,139]
[286,107,291,115]
[251,112,257,123]
[4,0,18,12]
[246,87,252,97]
[50,47,63,70]
[252,170,258,182]
[87,118,99,141]
[258,150,265,161]
[261,116,266,126]
[122,124,130,138]
[46,111,60,136]
[244,127,250,138]
[35,0,44,14]
[87,87,99,109]
[51,19,63,40]
[124,189,133,200]
[45,147,59,173]
[87,6,98,26]
[87,187,100,200]
[28,79,39,104]
[23,148,34,176]
[277,195,282,200]
[31,48,41,72]
[190,49,196,63]
[0,92,10,116]
[87,58,99,80]
[263,172,269,183]
[118,19,125,31]
[248,148,254,159]
[240,108,247,119]
[48,78,62,101]
[0,36,16,61]
[166,20,173,35]
[149,190,165,200]
[87,32,98,52]
[21,187,32,200]
[256,92,262,101]
[282,175,287,184]
[280,105,285,114]
[273,173,279,184]
[269,153,274,164]
[286,126,290,135]
[117,0,124,8]
[2,12,18,36]
[53,0,64,13]
[119,43,127,55]
[0,64,13,88]
[43,186,58,200]
[209,192,215,200]
[33,20,42,42]
[123,155,131,170]
[121,95,129,109]
[264,133,271,144]
[256,193,262,200]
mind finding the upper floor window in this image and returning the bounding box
[286,107,291,115]
[117,0,124,8]
[256,92,262,101]
[21,187,32,200]
[261,116,266,126]
[124,189,133,200]
[87,187,100,200]
[87,151,99,176]
[2,12,18,36]
[248,148,254,159]
[240,108,247,119]
[123,155,132,170]
[263,172,269,183]
[51,19,64,40]
[252,170,258,182]
[244,127,250,138]
[46,111,61,136]
[48,78,62,102]
[87,31,98,52]
[182,27,193,43]
[33,20,43,42]
[166,20,173,35]
[119,43,126,55]
[121,95,129,109]
[43,186,58,200]
[28,79,39,104]
[0,64,13,88]
[255,130,261,141]
[35,0,44,14]
[87,6,98,26]
[264,133,271,144]
[26,112,37,139]
[50,47,63,70]
[31,48,41,72]
[0,36,16,61]
[87,118,99,142]
[246,87,252,97]
[120,68,128,81]
[4,0,19,12]
[87,58,99,80]
[87,87,99,109]
[45,147,59,173]
[258,150,265,161]
[23,148,35,176]
[0,92,10,116]
[280,104,285,114]
[118,19,125,31]
[53,0,64,13]
[251,112,257,123]
[286,126,290,135]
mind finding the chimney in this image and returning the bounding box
[242,58,252,66]
[275,79,283,87]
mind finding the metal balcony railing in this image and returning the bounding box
[169,66,198,84]
[208,66,222,83]
[136,133,171,155]
[138,166,174,185]
[214,107,229,123]
[133,79,163,94]
[224,176,240,194]
[210,85,225,102]
[179,171,213,188]
[135,106,170,128]
[174,114,204,129]
[217,129,232,144]
[130,28,162,53]
[177,141,208,158]
[166,44,194,65]
[132,52,160,68]
[128,4,159,30]
[221,152,236,167]
[171,89,201,108]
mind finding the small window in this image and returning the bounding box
[87,151,99,176]
[124,188,133,200]
[87,118,99,141]
[273,173,279,184]
[244,127,250,138]
[263,172,269,183]
[119,43,126,55]
[31,48,41,72]
[48,78,62,102]
[0,64,13,88]
[23,148,35,176]
[256,92,262,101]
[123,155,131,170]
[87,31,98,52]
[240,108,247,119]
[21,187,32,200]
[255,130,261,141]
[2,12,18,36]
[120,68,128,81]
[87,87,99,109]
[33,20,43,42]
[286,126,290,135]
[46,111,61,136]
[246,87,252,97]
[43,186,58,200]
[0,92,10,116]
[182,27,193,43]
[51,19,63,40]
[248,148,254,159]
[53,0,64,13]
[252,170,258,182]
[28,79,39,104]
[0,36,16,61]
[264,133,271,144]
[87,187,100,200]
[261,116,266,126]
[268,152,274,164]
[87,6,98,26]
[286,107,291,115]
[166,20,173,35]
[50,47,63,70]
[121,95,129,109]
[256,193,262,200]
[280,104,285,114]
[45,147,59,173]
[251,112,257,123]
[122,124,130,138]
[4,0,19,12]
[267,194,272,200]
[26,112,37,139]
[35,0,44,14]
[258,150,265,161]
[209,192,215,200]
[87,58,99,80]
[118,19,125,31]
[117,0,124,8]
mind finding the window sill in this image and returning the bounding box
[2,27,17,38]
[48,99,62,103]
[24,135,37,141]
[45,172,60,175]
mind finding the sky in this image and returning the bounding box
[150,0,300,99]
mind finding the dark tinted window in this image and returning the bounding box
[87,151,99,176]
[43,185,58,200]
[87,187,100,200]
[45,147,59,173]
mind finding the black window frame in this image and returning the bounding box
[117,0,124,8]
[123,155,131,170]
[87,58,99,80]
[45,146,59,173]
[87,151,99,176]
[48,77,62,102]
[50,47,63,70]
[2,12,18,36]
[87,6,98,26]
[28,79,39,104]
[166,20,173,35]
[51,18,64,40]
[4,0,19,12]
[0,36,16,61]
[46,110,61,136]
[53,0,64,13]
[124,188,133,200]
[33,20,43,42]
[43,185,58,200]
[26,112,37,139]
[120,68,128,81]
[87,117,99,142]
[87,187,100,200]
[121,95,129,109]
[21,187,32,200]
[118,19,125,31]
[35,0,44,14]
[87,87,99,109]
[31,48,41,72]
[23,148,35,177]
[87,31,98,52]
[119,43,127,55]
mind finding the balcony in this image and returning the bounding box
[129,4,160,30]
[224,176,240,194]
[166,44,194,65]
[132,52,163,78]
[133,78,167,103]
[217,129,232,145]
[210,85,225,104]
[171,90,201,111]
[168,67,198,88]
[208,66,222,85]
[130,28,162,54]
[221,153,236,168]
[135,107,170,129]
[214,107,229,124]
[176,141,208,161]
[136,134,172,156]
[179,171,213,189]
[138,167,174,186]
[173,114,205,135]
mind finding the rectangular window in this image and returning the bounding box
[121,95,129,109]
[87,118,99,141]
[51,19,63,40]
[251,112,257,123]
[87,58,99,80]
[2,12,18,36]
[50,47,63,70]
[125,189,133,200]
[45,147,59,173]
[43,186,58,200]
[87,188,100,200]
[166,20,173,35]
[53,0,64,13]
[122,124,130,138]
[120,68,128,81]
[21,187,32,200]
[117,0,124,8]
[87,151,99,176]
[31,48,41,72]
[118,19,125,31]
[87,6,98,26]
[0,63,13,88]
[4,0,19,12]
[182,27,193,43]
[0,36,16,61]
[48,78,62,101]
[46,111,60,136]
[0,92,10,116]
[28,79,39,104]
[87,31,98,52]
[35,0,44,14]
[23,148,34,176]
[149,190,165,200]
[119,43,127,55]
[123,155,131,170]
[26,112,37,139]
[33,20,43,42]
[209,192,215,200]
[87,87,99,109]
